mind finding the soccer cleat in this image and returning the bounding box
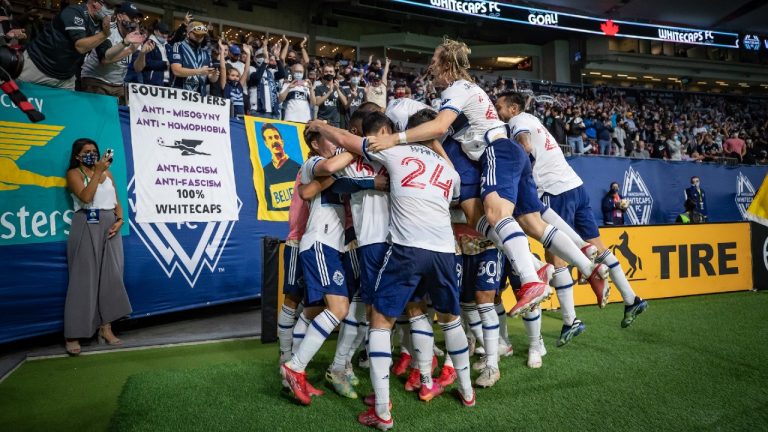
[537,263,555,286]
[281,364,311,405]
[358,407,394,431]
[467,334,476,357]
[325,368,358,399]
[587,263,611,308]
[346,363,360,387]
[306,381,325,397]
[458,389,476,407]
[472,355,487,371]
[418,381,445,402]
[581,244,599,262]
[621,297,648,328]
[474,345,485,356]
[392,352,411,376]
[498,341,514,357]
[508,281,550,318]
[432,355,438,373]
[527,346,543,369]
[557,319,586,347]
[404,368,421,392]
[475,366,501,388]
[436,365,457,387]
[363,393,393,410]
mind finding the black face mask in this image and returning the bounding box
[323,74,334,82]
[121,20,137,32]
[188,36,209,48]
[286,58,297,67]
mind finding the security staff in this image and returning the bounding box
[685,176,708,220]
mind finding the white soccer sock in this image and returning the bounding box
[476,215,503,248]
[553,267,576,326]
[290,309,340,373]
[460,302,484,346]
[478,303,500,369]
[493,217,539,284]
[495,301,510,345]
[540,225,592,276]
[440,318,472,397]
[291,312,310,356]
[531,255,545,271]
[443,349,454,368]
[395,315,411,356]
[541,207,588,248]
[348,305,368,362]
[368,328,392,420]
[522,307,542,348]
[278,304,297,364]
[598,250,637,305]
[331,301,362,372]
[409,314,435,387]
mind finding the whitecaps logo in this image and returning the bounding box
[735,172,755,220]
[127,177,241,288]
[622,166,654,225]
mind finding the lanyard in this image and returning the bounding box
[78,167,91,186]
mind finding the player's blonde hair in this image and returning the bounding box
[432,37,473,84]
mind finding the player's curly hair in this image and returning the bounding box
[431,36,473,84]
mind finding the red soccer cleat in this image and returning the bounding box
[404,368,421,392]
[392,352,411,376]
[306,380,324,397]
[508,281,550,318]
[459,389,476,407]
[280,363,311,405]
[537,263,554,286]
[588,263,611,308]
[364,393,393,410]
[432,355,438,373]
[418,381,445,402]
[581,244,598,261]
[436,365,457,387]
[358,407,394,430]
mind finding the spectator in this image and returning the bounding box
[280,62,315,123]
[565,107,586,153]
[602,182,626,225]
[596,117,613,155]
[80,2,146,105]
[132,21,171,87]
[630,140,650,159]
[676,199,705,224]
[544,105,567,145]
[226,43,243,73]
[64,138,131,356]
[723,131,746,162]
[667,131,682,160]
[685,176,708,220]
[314,64,347,127]
[343,68,366,117]
[284,36,310,68]
[612,120,627,156]
[248,37,287,119]
[170,21,215,96]
[364,57,390,109]
[18,0,114,89]
[217,39,250,118]
[0,0,26,43]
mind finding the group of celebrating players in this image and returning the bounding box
[276,38,648,430]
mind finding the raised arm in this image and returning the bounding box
[298,176,335,201]
[381,57,390,86]
[367,109,458,152]
[279,35,289,62]
[218,39,227,89]
[312,151,356,177]
[240,44,252,87]
[307,120,365,155]
[300,37,310,66]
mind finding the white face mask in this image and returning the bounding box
[255,58,265,66]
[293,72,303,80]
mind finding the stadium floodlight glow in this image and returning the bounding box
[392,0,740,48]
[496,56,527,64]
[589,71,601,75]
[601,74,613,78]
[627,76,638,80]
[617,74,628,77]
[697,81,708,85]
[643,75,655,79]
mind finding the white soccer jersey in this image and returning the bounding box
[339,154,391,247]
[362,140,460,253]
[385,98,431,132]
[298,156,346,253]
[508,112,583,196]
[439,80,506,161]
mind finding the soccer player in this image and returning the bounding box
[495,92,648,343]
[367,38,607,318]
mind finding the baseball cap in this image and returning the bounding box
[154,21,169,34]
[229,44,241,56]
[115,2,143,19]
[188,21,208,36]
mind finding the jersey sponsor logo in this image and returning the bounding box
[128,176,242,288]
[622,166,653,225]
[73,16,84,26]
[735,172,755,220]
[333,269,345,286]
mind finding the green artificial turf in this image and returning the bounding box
[1,292,768,432]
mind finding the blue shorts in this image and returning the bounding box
[373,244,460,318]
[283,244,305,298]
[343,247,361,299]
[460,249,504,302]
[498,258,521,293]
[300,242,349,306]
[444,136,481,203]
[358,242,390,305]
[481,138,543,216]
[542,185,601,240]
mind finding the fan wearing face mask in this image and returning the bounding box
[169,20,216,96]
[342,68,366,117]
[280,62,316,123]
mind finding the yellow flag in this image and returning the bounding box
[747,174,768,226]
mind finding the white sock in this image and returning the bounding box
[553,267,576,326]
[495,301,510,344]
[598,250,637,305]
[531,255,544,271]
[368,328,392,420]
[522,307,542,347]
[443,349,454,368]
[348,300,368,361]
[541,207,588,248]
[290,309,340,373]
[409,314,434,387]
[540,225,592,276]
[476,215,503,248]
[278,304,297,363]
[493,217,539,284]
[440,318,472,397]
[460,302,484,346]
[291,312,310,356]
[478,303,500,369]
[395,315,411,356]
[331,301,361,372]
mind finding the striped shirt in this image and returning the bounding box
[170,40,211,96]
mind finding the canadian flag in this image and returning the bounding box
[601,19,619,36]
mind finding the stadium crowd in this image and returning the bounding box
[6,0,768,165]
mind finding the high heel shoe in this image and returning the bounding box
[98,324,123,346]
[65,339,81,356]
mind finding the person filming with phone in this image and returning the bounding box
[63,138,131,356]
[279,61,315,123]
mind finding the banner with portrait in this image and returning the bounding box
[244,116,310,221]
[127,83,238,223]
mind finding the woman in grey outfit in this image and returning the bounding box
[64,138,131,355]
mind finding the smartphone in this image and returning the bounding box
[105,148,114,163]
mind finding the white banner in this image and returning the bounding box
[128,84,238,223]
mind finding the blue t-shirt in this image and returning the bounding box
[224,81,245,116]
